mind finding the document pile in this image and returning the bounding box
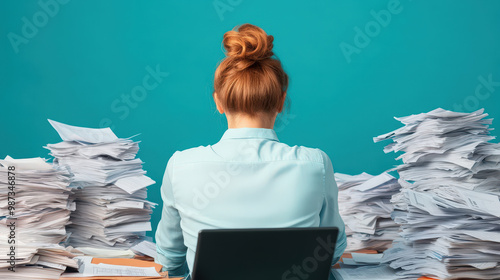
[374,108,500,279]
[0,156,78,279]
[335,172,401,252]
[332,253,397,280]
[332,264,397,280]
[61,256,162,277]
[45,120,157,250]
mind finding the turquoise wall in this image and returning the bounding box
[2,0,499,240]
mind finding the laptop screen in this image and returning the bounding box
[191,227,339,280]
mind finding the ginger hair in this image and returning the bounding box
[213,24,289,115]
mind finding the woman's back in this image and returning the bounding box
[156,128,346,275]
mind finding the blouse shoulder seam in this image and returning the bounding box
[170,151,178,207]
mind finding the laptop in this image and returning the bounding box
[191,227,339,280]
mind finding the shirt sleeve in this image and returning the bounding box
[154,152,189,276]
[318,150,347,265]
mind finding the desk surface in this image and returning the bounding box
[58,252,438,280]
[58,255,181,280]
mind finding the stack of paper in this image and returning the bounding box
[0,156,78,279]
[45,120,157,250]
[60,256,161,278]
[332,263,398,280]
[131,240,158,259]
[332,252,398,279]
[340,252,384,266]
[336,172,401,252]
[374,108,500,279]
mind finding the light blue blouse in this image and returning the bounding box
[155,128,347,277]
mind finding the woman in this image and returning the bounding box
[155,23,346,278]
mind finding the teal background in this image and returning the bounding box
[1,0,499,240]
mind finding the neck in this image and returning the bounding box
[226,112,277,129]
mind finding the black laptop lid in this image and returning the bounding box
[191,227,339,280]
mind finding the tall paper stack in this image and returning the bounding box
[374,108,500,279]
[336,172,401,252]
[0,156,78,279]
[45,120,157,250]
